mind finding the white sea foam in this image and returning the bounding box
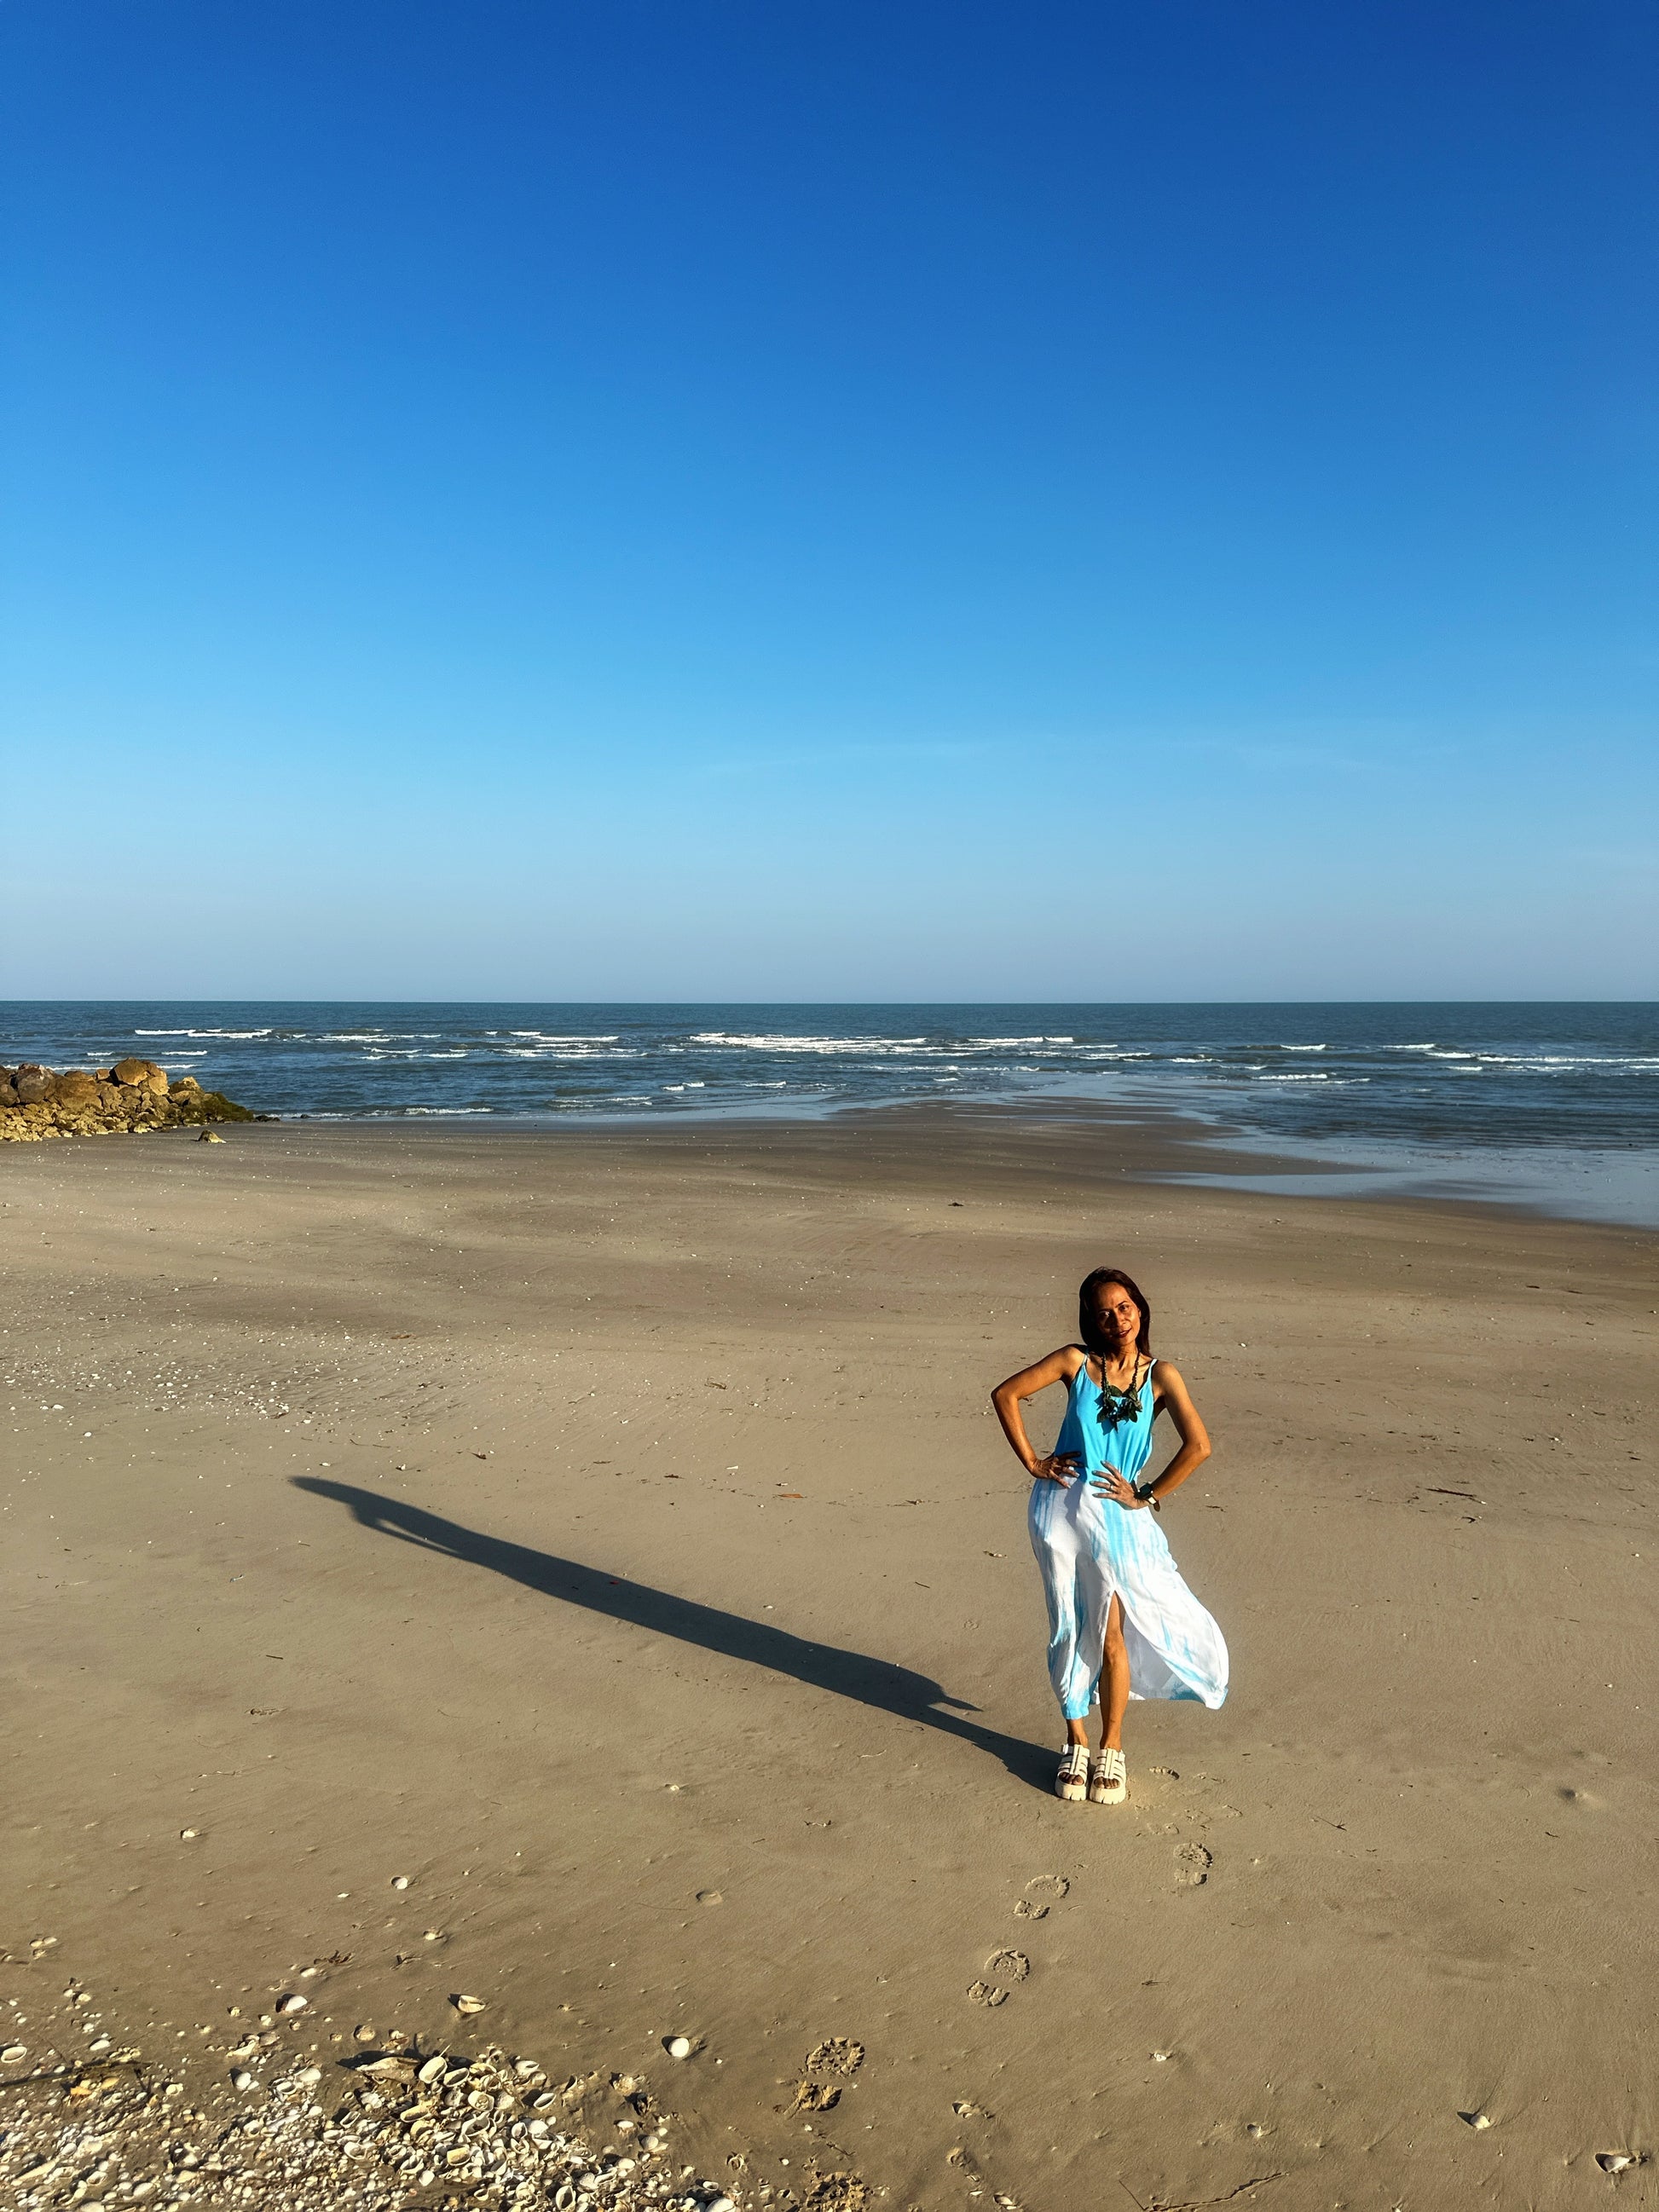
[689,1032,932,1053]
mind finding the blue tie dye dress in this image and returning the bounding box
[1026,1355,1228,1720]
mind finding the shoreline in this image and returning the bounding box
[199,1094,1659,1237]
[4,1112,1655,2210]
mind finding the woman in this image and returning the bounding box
[991,1267,1228,1805]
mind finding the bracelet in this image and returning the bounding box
[1132,1481,1161,1512]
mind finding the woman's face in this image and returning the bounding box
[1094,1283,1142,1348]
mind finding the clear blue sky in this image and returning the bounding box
[3,0,1655,999]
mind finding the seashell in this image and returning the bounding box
[296,2066,322,2085]
[233,2071,256,2090]
[419,2057,448,2084]
[695,1891,723,1906]
[708,2198,736,2212]
[529,2120,549,2140]
[422,1929,443,1942]
[555,2188,576,2209]
[2,2044,26,2063]
[180,1829,198,1841]
[353,2025,376,2044]
[278,1995,308,2014]
[665,2036,693,2060]
[453,1995,487,2015]
[391,1875,410,1890]
[514,2059,540,2077]
[534,2093,558,2111]
[1598,2154,1638,2174]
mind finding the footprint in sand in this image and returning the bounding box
[790,2081,841,2113]
[1174,1843,1212,1888]
[1014,1874,1069,1920]
[968,1950,1030,2006]
[789,2037,864,2112]
[804,2038,864,2076]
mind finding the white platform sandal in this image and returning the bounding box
[1055,1743,1090,1803]
[1089,1747,1127,1806]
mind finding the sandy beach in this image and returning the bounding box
[3,1109,1656,2212]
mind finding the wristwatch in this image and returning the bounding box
[1132,1481,1161,1512]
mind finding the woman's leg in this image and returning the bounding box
[1098,1593,1131,1753]
[1066,1543,1113,1747]
[1030,1493,1097,1743]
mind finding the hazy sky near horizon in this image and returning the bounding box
[3,1,1656,1001]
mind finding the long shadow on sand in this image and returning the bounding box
[295,1478,1050,1789]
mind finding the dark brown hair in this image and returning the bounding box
[1078,1267,1152,1358]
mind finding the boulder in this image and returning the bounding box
[172,1074,203,1094]
[15,1069,54,1105]
[51,1071,102,1107]
[113,1057,167,1089]
[0,1078,16,1107]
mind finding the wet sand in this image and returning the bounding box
[3,1110,1656,2210]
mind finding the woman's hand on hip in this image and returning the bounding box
[1093,1463,1147,1508]
[1031,1453,1079,1487]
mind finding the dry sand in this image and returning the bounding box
[3,1109,1656,2212]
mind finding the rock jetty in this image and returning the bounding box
[0,1059,264,1142]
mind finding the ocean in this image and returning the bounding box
[4,1001,1656,1226]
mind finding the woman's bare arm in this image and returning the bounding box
[990,1347,1084,1482]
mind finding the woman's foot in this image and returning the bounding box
[1055,1743,1090,1802]
[1088,1747,1127,1806]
